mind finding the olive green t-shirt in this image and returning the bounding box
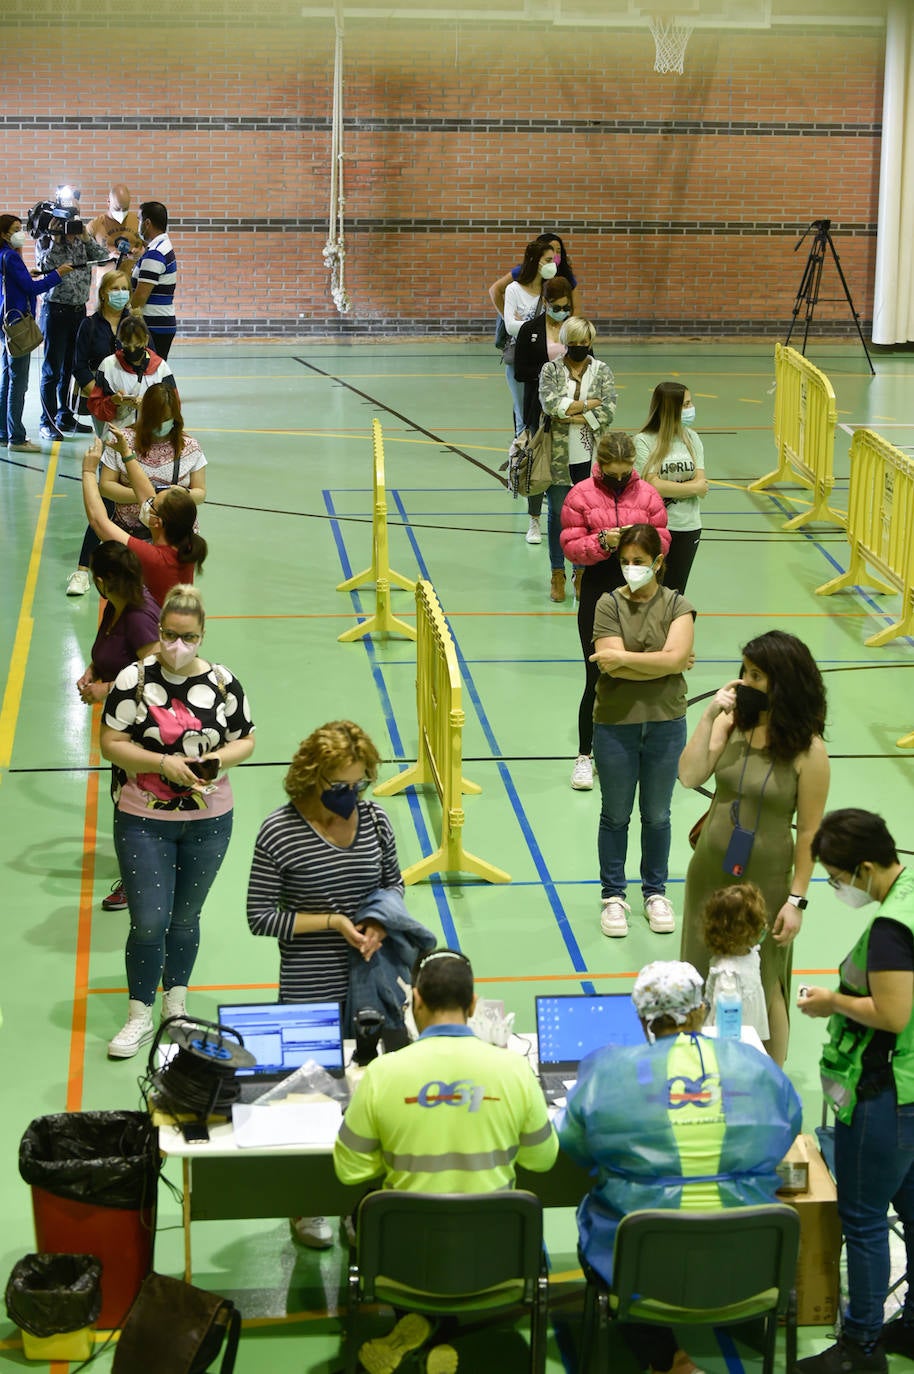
[592,586,695,725]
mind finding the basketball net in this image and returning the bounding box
[648,15,694,74]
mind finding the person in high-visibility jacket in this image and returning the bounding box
[334,948,558,1374]
[558,960,800,1374]
[798,809,914,1374]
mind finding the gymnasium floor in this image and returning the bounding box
[1,337,913,1371]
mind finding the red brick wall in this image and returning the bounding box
[3,15,884,337]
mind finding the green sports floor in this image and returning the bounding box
[1,337,913,1371]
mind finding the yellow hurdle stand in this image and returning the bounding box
[337,418,417,642]
[816,427,914,646]
[749,343,845,529]
[374,580,511,886]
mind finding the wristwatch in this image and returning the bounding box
[787,894,808,909]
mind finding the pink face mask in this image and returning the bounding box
[159,639,197,670]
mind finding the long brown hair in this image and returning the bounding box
[156,488,207,571]
[638,380,696,479]
[134,382,185,461]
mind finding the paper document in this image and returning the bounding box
[231,1101,343,1149]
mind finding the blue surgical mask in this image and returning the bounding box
[107,289,130,310]
[153,420,174,438]
[320,778,369,819]
[681,405,696,424]
[546,306,571,321]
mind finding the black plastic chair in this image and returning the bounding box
[344,1190,548,1374]
[580,1205,800,1374]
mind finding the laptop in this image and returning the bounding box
[217,999,346,1099]
[535,993,644,1099]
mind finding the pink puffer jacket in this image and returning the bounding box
[560,463,670,566]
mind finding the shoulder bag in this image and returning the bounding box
[112,1272,240,1374]
[1,251,44,358]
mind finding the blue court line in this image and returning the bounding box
[389,487,595,992]
[374,656,914,669]
[763,492,914,650]
[321,490,460,950]
[716,1326,746,1374]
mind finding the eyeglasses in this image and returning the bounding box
[326,778,371,795]
[159,628,202,645]
[825,865,857,890]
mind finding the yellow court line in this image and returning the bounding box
[0,449,59,778]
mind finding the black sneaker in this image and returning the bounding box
[796,1337,887,1374]
[880,1319,914,1359]
[59,419,92,435]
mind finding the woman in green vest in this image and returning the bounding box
[797,808,914,1374]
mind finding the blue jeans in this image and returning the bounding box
[0,345,31,445]
[39,300,84,429]
[592,717,687,898]
[834,1086,914,1343]
[114,809,234,1003]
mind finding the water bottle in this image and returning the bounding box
[715,970,743,1040]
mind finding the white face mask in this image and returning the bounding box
[9,230,27,248]
[538,260,557,279]
[159,639,198,670]
[110,208,128,224]
[832,870,876,909]
[622,562,656,591]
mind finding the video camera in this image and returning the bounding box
[26,185,84,243]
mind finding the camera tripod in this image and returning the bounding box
[785,219,875,375]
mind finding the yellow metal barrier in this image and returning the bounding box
[749,343,845,529]
[337,418,417,642]
[816,428,914,646]
[373,580,511,886]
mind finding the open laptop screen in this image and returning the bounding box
[535,993,644,1073]
[217,999,345,1077]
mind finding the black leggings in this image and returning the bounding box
[576,559,625,756]
[663,528,702,594]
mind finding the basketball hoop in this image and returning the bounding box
[648,14,694,74]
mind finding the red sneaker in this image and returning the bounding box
[101,881,129,912]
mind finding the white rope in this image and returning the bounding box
[323,3,351,314]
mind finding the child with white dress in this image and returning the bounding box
[702,882,770,1040]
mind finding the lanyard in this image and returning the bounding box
[731,736,775,833]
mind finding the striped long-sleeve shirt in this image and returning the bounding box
[246,800,403,1002]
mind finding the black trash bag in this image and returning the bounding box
[19,1111,160,1210]
[6,1253,103,1337]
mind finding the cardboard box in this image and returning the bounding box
[778,1133,842,1326]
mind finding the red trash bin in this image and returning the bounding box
[19,1112,159,1329]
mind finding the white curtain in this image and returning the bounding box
[873,1,914,345]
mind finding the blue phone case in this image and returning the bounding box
[723,824,755,877]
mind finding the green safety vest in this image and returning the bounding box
[820,869,914,1123]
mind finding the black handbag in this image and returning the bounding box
[112,1272,240,1374]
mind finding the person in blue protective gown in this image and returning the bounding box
[557,960,801,1374]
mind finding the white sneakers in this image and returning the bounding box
[161,986,189,1030]
[644,894,676,933]
[108,1000,155,1058]
[601,895,677,937]
[525,517,542,544]
[570,754,594,790]
[66,569,91,596]
[600,897,631,937]
[290,1216,334,1249]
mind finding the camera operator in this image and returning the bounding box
[32,190,111,442]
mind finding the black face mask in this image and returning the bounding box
[123,347,146,365]
[734,682,769,728]
[565,344,590,362]
[601,471,631,495]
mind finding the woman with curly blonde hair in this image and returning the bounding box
[246,721,422,1251]
[246,721,406,1004]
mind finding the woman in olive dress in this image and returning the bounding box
[678,630,830,1064]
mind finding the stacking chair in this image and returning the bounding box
[580,1205,800,1374]
[344,1190,548,1374]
